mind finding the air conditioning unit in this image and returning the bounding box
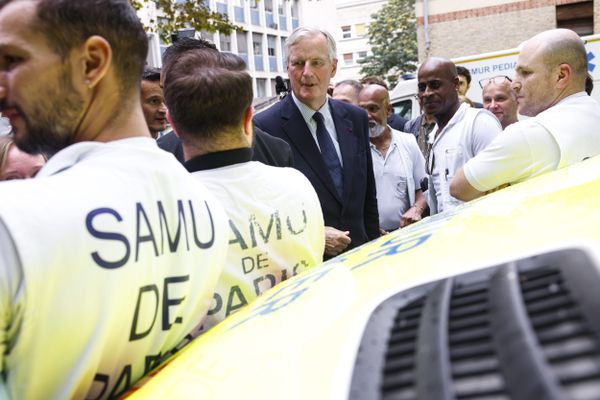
[270,23,278,29]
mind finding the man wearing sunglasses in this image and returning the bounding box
[451,29,600,202]
[417,57,501,214]
[480,76,519,129]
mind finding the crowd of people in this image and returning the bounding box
[0,0,599,398]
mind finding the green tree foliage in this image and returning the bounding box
[129,0,239,43]
[359,0,417,87]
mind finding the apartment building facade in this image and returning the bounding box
[416,0,600,61]
[332,0,388,82]
[139,0,307,98]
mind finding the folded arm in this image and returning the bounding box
[450,167,485,201]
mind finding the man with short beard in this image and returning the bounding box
[0,1,228,398]
[359,84,427,232]
[140,66,168,139]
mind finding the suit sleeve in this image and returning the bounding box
[361,114,380,240]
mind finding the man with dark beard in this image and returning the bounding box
[0,1,228,398]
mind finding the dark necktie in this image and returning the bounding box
[313,111,343,197]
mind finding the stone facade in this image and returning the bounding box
[416,0,599,61]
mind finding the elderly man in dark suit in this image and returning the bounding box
[255,27,379,257]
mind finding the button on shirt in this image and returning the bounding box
[291,91,343,165]
[371,129,426,231]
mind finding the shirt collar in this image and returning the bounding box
[184,147,253,173]
[38,137,156,178]
[291,91,331,124]
[556,91,587,104]
[420,115,436,129]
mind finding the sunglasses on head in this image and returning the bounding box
[479,75,512,89]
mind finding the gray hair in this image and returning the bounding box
[285,26,337,62]
[336,79,363,91]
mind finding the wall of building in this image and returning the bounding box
[333,0,387,82]
[416,0,599,61]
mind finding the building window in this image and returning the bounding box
[257,78,268,98]
[357,51,367,61]
[252,33,263,55]
[343,53,353,65]
[281,37,287,65]
[341,25,351,39]
[267,35,277,56]
[556,1,593,36]
[220,34,232,51]
[355,23,366,37]
[237,31,248,54]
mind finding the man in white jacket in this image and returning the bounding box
[451,29,600,201]
[162,46,325,333]
[417,57,501,214]
[0,1,228,398]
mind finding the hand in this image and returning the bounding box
[379,228,389,236]
[400,206,423,228]
[324,226,351,257]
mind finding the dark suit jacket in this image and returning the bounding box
[388,113,409,131]
[157,126,293,167]
[254,95,379,250]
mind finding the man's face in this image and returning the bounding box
[287,33,337,110]
[457,74,469,96]
[332,84,359,105]
[1,144,45,180]
[482,81,518,127]
[141,79,167,138]
[513,42,555,117]
[417,62,459,120]
[358,85,390,137]
[0,1,85,155]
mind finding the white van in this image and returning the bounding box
[390,33,600,120]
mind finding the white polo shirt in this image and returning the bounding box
[464,92,600,191]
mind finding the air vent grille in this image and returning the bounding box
[519,266,600,399]
[448,281,508,400]
[380,297,424,399]
[349,249,600,400]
